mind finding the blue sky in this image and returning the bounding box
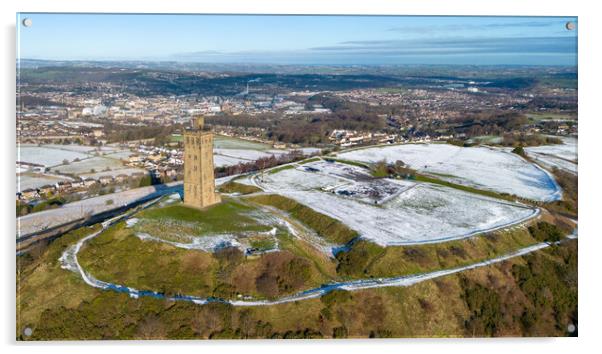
[17,14,577,66]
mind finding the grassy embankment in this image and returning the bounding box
[247,194,358,245]
[17,225,104,337]
[17,192,577,339]
[16,160,577,339]
[77,200,335,301]
[323,157,370,169]
[297,157,321,165]
[218,181,262,195]
[245,193,563,283]
[266,165,295,175]
[138,199,271,237]
[542,168,578,219]
[19,226,577,339]
[335,226,547,279]
[414,174,515,202]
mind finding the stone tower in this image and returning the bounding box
[183,116,221,209]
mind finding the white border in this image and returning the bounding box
[2,1,600,353]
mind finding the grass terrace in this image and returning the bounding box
[248,194,358,245]
[267,165,296,175]
[218,181,262,195]
[137,199,270,236]
[335,226,542,278]
[77,220,333,300]
[415,174,515,202]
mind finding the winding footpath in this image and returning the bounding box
[59,196,577,307]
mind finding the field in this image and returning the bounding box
[128,198,288,253]
[337,143,561,201]
[211,136,320,168]
[18,145,90,167]
[17,144,140,184]
[465,135,503,145]
[103,150,136,160]
[251,159,538,246]
[79,167,147,180]
[213,135,272,150]
[17,173,73,192]
[71,197,335,301]
[525,136,577,174]
[215,148,287,161]
[526,112,576,121]
[51,156,127,175]
[213,155,250,167]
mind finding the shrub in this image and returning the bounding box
[369,329,393,338]
[528,221,564,242]
[138,175,152,187]
[512,146,526,157]
[332,326,348,338]
[511,243,578,335]
[370,159,389,178]
[321,289,352,307]
[214,247,244,267]
[30,197,66,213]
[254,252,313,298]
[460,277,503,336]
[335,240,384,277]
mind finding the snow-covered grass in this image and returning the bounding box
[338,143,561,202]
[79,167,148,180]
[18,145,90,167]
[126,198,289,254]
[18,144,132,170]
[529,154,577,174]
[212,136,320,167]
[43,144,118,153]
[51,156,126,175]
[103,150,136,160]
[214,148,287,161]
[296,147,322,155]
[525,137,577,174]
[214,135,271,150]
[17,173,72,192]
[214,155,250,168]
[526,136,577,161]
[257,160,538,246]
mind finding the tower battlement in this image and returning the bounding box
[183,117,221,209]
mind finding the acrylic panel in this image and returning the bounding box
[16,13,578,340]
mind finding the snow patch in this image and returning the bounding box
[338,143,562,201]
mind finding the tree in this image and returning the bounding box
[138,175,152,187]
[371,159,389,178]
[512,146,526,157]
[332,326,348,338]
[528,222,564,242]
